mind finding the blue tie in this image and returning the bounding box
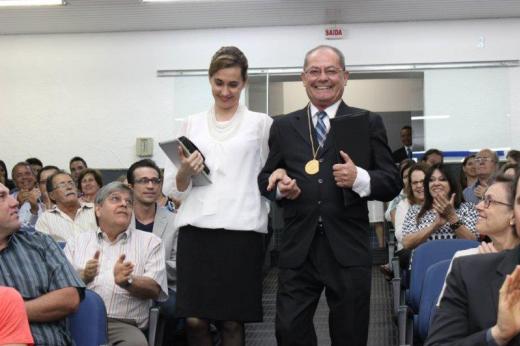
[315,111,328,147]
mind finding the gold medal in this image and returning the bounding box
[305,159,319,175]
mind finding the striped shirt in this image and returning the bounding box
[0,229,85,346]
[64,226,168,329]
[35,202,97,242]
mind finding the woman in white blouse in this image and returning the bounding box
[163,46,272,346]
[401,163,478,250]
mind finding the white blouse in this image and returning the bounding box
[163,105,273,234]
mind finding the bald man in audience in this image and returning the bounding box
[463,148,498,204]
[65,182,168,346]
[36,171,97,242]
[0,182,85,345]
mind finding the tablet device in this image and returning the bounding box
[159,137,212,186]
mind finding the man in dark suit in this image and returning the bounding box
[426,248,520,346]
[392,125,413,164]
[258,45,401,345]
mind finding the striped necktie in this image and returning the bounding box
[315,111,328,147]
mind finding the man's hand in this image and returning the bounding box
[474,183,488,200]
[491,265,520,345]
[27,188,40,214]
[267,168,301,200]
[113,254,135,288]
[332,151,357,188]
[82,250,100,284]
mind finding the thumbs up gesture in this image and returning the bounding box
[333,151,358,188]
[113,254,135,288]
[82,250,100,284]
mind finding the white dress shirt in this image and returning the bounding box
[64,227,168,329]
[35,202,97,242]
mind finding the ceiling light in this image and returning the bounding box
[0,0,64,6]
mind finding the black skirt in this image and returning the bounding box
[175,225,264,322]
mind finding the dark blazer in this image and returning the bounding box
[258,102,401,268]
[392,146,409,163]
[425,248,520,346]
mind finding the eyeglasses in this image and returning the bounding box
[475,157,495,163]
[481,195,511,209]
[304,67,344,79]
[53,181,75,190]
[107,194,133,206]
[134,178,162,185]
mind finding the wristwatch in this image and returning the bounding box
[121,276,134,289]
[449,220,463,231]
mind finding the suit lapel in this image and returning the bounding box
[152,204,168,239]
[290,106,315,147]
[490,249,518,311]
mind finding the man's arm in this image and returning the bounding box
[125,277,161,300]
[24,287,80,322]
[425,257,489,346]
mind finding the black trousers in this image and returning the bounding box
[276,229,372,346]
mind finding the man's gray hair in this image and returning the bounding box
[95,181,133,205]
[303,45,346,71]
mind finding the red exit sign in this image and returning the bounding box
[325,26,344,40]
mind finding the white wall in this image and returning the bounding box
[1,19,519,170]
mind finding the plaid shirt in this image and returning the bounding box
[0,229,85,345]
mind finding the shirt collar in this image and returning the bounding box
[309,100,342,120]
[50,201,93,214]
[96,226,131,243]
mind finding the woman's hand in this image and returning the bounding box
[176,146,204,180]
[479,241,498,254]
[433,193,458,223]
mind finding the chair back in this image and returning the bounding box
[69,289,108,346]
[417,259,451,340]
[408,239,478,311]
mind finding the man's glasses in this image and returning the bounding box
[134,178,162,185]
[481,195,511,209]
[53,181,75,190]
[304,67,343,79]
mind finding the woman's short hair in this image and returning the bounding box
[77,169,103,192]
[208,46,248,81]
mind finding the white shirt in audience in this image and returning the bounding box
[35,202,97,242]
[64,226,168,329]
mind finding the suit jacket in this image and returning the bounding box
[131,204,178,290]
[258,102,401,268]
[425,248,520,346]
[392,146,409,163]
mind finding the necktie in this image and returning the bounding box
[406,147,412,159]
[315,111,328,147]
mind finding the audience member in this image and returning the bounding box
[385,159,415,225]
[500,162,519,178]
[36,165,59,210]
[65,182,168,346]
[392,125,413,164]
[506,149,520,165]
[460,154,477,189]
[10,162,42,227]
[421,148,444,166]
[127,159,178,321]
[463,148,498,204]
[0,287,34,346]
[402,163,478,250]
[25,157,43,178]
[0,160,15,191]
[78,168,103,203]
[163,46,272,346]
[425,172,520,346]
[35,171,96,242]
[69,156,87,182]
[381,161,428,278]
[0,182,85,345]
